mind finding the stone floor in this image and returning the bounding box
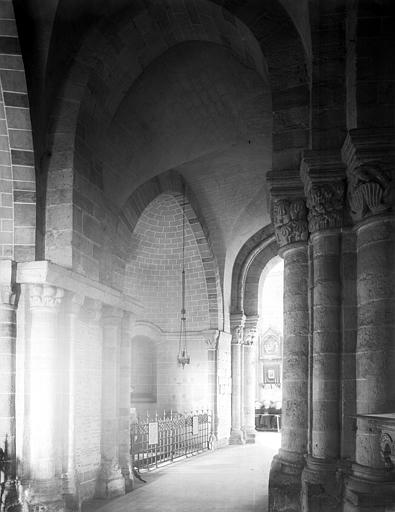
[84,431,280,512]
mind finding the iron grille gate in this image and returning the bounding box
[131,410,212,472]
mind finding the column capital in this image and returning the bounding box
[64,291,85,315]
[267,169,308,248]
[300,150,346,233]
[29,284,64,310]
[230,314,246,345]
[0,260,18,307]
[243,315,259,346]
[204,329,220,349]
[342,128,394,222]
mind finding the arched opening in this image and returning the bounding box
[256,256,284,428]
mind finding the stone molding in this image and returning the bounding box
[29,284,64,309]
[301,150,346,233]
[16,260,143,315]
[271,198,309,247]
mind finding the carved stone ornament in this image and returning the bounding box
[30,284,64,309]
[0,285,17,306]
[348,162,392,221]
[306,182,345,233]
[231,325,244,345]
[243,327,257,346]
[271,199,308,247]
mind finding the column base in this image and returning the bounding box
[95,464,125,499]
[301,457,342,512]
[242,426,256,444]
[343,463,395,512]
[229,429,245,445]
[21,479,65,512]
[268,451,305,512]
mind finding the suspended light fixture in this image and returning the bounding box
[177,186,190,368]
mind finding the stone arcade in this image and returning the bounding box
[0,0,394,511]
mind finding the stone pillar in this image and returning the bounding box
[0,260,19,511]
[300,155,346,512]
[118,312,134,493]
[267,191,309,512]
[63,292,84,511]
[342,130,395,509]
[205,329,220,444]
[96,306,125,499]
[229,314,245,445]
[27,284,65,510]
[242,316,258,444]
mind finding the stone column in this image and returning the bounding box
[242,316,258,444]
[27,284,65,509]
[350,165,394,469]
[301,156,346,512]
[96,306,125,499]
[118,312,134,493]
[0,260,19,511]
[63,292,84,511]
[205,329,220,444]
[229,314,245,445]
[268,193,309,512]
[342,130,395,508]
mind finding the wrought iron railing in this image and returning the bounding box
[130,410,212,472]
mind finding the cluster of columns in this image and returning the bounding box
[0,261,139,512]
[267,129,394,512]
[229,313,258,445]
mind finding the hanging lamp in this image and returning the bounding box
[177,186,190,368]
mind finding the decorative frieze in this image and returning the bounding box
[347,162,391,221]
[271,198,308,247]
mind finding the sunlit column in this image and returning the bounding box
[0,260,19,510]
[242,315,258,443]
[96,306,125,498]
[27,284,65,508]
[229,314,245,444]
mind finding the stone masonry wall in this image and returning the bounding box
[126,194,210,333]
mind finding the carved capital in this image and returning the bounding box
[243,327,257,346]
[306,182,345,232]
[205,329,220,349]
[230,314,246,345]
[347,162,392,221]
[29,284,64,309]
[0,260,18,307]
[0,285,18,307]
[271,198,308,247]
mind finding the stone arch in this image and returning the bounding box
[231,225,279,317]
[123,171,223,332]
[0,1,35,261]
[43,0,309,264]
